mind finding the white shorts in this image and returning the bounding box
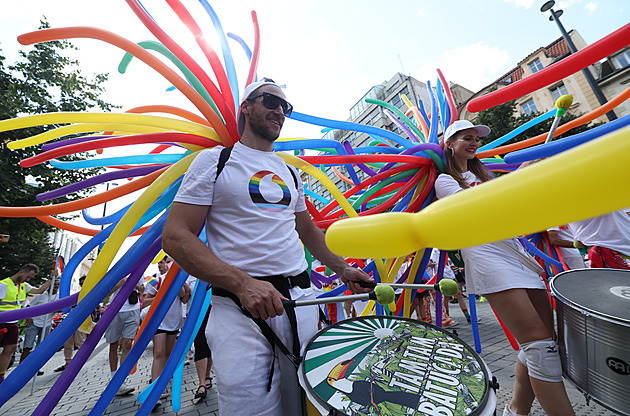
[207,285,319,416]
[105,309,140,343]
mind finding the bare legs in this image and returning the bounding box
[485,288,574,416]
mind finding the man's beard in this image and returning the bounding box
[248,111,281,143]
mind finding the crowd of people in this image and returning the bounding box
[2,80,629,416]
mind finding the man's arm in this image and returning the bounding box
[548,230,575,248]
[163,202,286,320]
[29,279,52,295]
[294,211,373,293]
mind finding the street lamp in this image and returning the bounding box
[540,1,617,121]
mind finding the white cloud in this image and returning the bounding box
[412,42,510,92]
[502,0,534,9]
[417,9,426,18]
[584,2,598,13]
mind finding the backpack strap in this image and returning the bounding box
[215,145,299,190]
[215,146,233,181]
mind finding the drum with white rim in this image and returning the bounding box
[550,268,630,415]
[299,316,497,416]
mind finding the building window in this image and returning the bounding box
[528,58,544,73]
[550,83,569,102]
[614,50,630,69]
[521,99,538,116]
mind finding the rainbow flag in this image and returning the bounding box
[144,275,159,289]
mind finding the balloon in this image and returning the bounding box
[477,83,630,158]
[0,293,78,322]
[325,125,630,259]
[50,153,187,170]
[504,113,630,163]
[436,68,458,126]
[467,22,630,112]
[17,27,233,144]
[478,109,556,152]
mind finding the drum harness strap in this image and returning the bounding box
[210,147,322,392]
[213,271,309,392]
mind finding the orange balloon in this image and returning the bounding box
[17,27,234,147]
[477,83,630,158]
[125,105,211,127]
[0,167,166,217]
[36,216,149,236]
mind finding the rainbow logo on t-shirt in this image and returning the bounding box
[144,275,159,289]
[249,170,291,212]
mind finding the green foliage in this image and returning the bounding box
[0,19,115,282]
[476,89,603,148]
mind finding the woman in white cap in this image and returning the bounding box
[435,120,575,416]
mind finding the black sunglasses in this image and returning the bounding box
[248,92,293,117]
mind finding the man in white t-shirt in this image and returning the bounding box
[163,78,373,416]
[104,276,144,395]
[547,226,586,270]
[19,279,60,373]
[567,210,630,269]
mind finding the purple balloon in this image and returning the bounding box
[0,293,79,323]
[36,165,166,201]
[41,135,119,151]
[32,237,161,416]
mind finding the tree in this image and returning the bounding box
[0,19,116,283]
[475,88,603,148]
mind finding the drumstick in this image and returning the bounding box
[282,285,395,308]
[358,279,459,297]
[545,95,573,143]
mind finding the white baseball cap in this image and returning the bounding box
[443,120,491,142]
[237,78,285,137]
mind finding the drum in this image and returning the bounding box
[299,316,497,416]
[550,269,630,415]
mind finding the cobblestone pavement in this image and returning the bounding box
[2,296,619,415]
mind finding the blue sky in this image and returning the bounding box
[2,0,628,140]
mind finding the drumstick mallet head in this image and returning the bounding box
[282,284,396,308]
[360,280,459,297]
[545,94,573,143]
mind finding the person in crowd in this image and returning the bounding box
[142,256,190,409]
[162,78,372,415]
[103,275,144,396]
[547,226,586,269]
[566,210,630,269]
[55,275,91,372]
[435,120,575,416]
[0,264,51,383]
[20,279,60,374]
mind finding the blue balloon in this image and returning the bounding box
[504,113,630,163]
[478,109,556,152]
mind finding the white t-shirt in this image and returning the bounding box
[29,291,60,328]
[435,172,545,295]
[567,210,630,256]
[547,226,586,269]
[427,248,456,280]
[174,141,308,277]
[144,272,184,331]
[111,285,141,313]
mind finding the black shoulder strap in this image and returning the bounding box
[215,146,233,181]
[215,145,299,190]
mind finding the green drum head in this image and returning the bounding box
[300,316,490,416]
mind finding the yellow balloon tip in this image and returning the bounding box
[555,94,574,110]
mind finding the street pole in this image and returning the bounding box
[541,2,617,121]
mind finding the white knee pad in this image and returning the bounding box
[517,349,527,367]
[520,338,563,382]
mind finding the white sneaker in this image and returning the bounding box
[443,320,459,328]
[115,380,135,396]
[503,404,532,416]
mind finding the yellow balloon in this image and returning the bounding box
[8,123,172,149]
[78,151,200,330]
[326,125,630,259]
[152,250,167,264]
[3,112,219,149]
